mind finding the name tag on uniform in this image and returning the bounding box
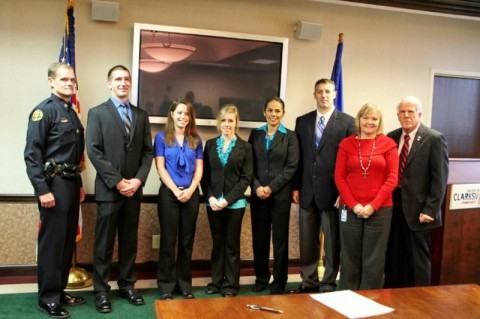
[60,118,69,123]
[340,207,347,222]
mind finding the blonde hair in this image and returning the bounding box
[216,104,240,133]
[355,103,384,135]
[164,99,199,148]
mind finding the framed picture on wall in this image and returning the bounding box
[131,23,289,128]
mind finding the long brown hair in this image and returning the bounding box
[164,99,200,148]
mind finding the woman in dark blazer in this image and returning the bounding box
[201,104,253,297]
[248,97,299,294]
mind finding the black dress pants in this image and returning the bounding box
[93,197,141,294]
[38,176,80,304]
[157,186,200,295]
[251,196,291,291]
[206,206,245,295]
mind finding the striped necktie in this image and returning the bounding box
[120,104,131,135]
[315,116,325,148]
[398,134,410,185]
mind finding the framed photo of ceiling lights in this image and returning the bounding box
[132,23,289,128]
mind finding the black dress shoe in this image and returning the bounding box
[95,294,111,313]
[251,283,269,292]
[119,289,144,305]
[38,303,70,319]
[182,292,195,299]
[160,293,173,300]
[222,291,236,297]
[205,286,220,295]
[288,285,319,294]
[61,293,86,306]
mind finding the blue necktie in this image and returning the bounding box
[120,104,131,135]
[315,116,325,148]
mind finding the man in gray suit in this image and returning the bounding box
[86,65,153,313]
[290,79,355,293]
[384,96,449,288]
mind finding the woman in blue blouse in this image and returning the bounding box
[154,99,203,300]
[201,104,253,297]
[248,97,299,294]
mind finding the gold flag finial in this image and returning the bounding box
[338,33,344,43]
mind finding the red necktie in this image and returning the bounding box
[398,134,410,185]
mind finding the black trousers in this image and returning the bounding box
[206,206,245,294]
[37,176,80,304]
[250,196,291,291]
[156,186,200,295]
[93,197,141,294]
[384,188,432,288]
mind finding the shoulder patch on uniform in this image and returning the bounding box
[32,110,43,121]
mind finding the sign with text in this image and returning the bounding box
[449,183,480,210]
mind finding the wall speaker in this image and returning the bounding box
[294,21,323,40]
[91,0,120,22]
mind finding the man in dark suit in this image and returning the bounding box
[86,65,153,313]
[384,96,449,288]
[290,79,355,293]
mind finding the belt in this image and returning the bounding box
[44,161,81,180]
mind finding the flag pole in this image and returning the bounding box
[59,0,92,289]
[67,244,93,289]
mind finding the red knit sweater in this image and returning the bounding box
[335,134,399,211]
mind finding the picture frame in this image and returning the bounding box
[131,23,289,128]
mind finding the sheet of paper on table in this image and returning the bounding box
[310,290,395,318]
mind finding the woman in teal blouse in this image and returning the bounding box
[201,104,253,297]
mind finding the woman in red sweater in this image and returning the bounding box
[335,103,399,290]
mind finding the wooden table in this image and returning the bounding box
[154,284,480,318]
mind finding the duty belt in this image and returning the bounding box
[44,161,81,180]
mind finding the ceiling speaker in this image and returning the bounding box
[294,21,323,40]
[91,0,120,22]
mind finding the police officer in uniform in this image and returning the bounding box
[24,62,86,319]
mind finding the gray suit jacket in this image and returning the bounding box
[388,123,449,231]
[294,109,356,210]
[86,99,153,201]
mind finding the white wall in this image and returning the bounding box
[1,0,479,195]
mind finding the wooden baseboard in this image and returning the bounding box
[0,260,301,285]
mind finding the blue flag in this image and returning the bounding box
[331,33,344,111]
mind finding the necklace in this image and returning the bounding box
[358,138,376,179]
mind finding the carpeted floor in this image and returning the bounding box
[0,282,302,319]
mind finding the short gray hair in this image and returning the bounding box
[397,96,423,113]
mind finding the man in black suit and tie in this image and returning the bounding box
[86,65,153,313]
[384,96,448,288]
[290,79,355,293]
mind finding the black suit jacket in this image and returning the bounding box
[248,128,299,200]
[388,123,449,231]
[294,109,356,210]
[201,135,253,205]
[86,99,153,201]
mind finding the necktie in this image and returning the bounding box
[398,134,410,185]
[121,104,131,135]
[315,116,325,148]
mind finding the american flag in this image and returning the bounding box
[59,0,84,242]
